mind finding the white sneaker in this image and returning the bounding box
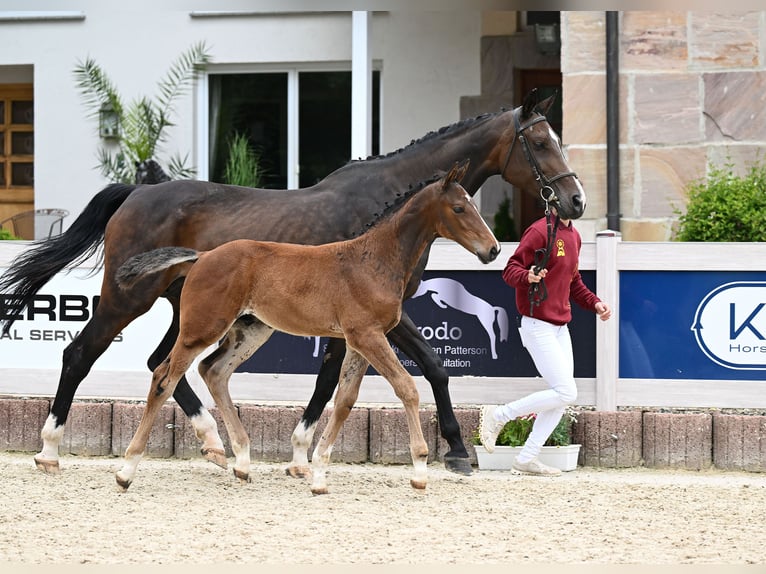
[478,405,505,454]
[512,457,562,476]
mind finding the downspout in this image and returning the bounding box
[606,11,621,231]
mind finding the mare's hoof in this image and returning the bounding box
[410,478,428,490]
[233,468,251,484]
[201,447,228,469]
[285,464,312,479]
[115,473,132,492]
[33,455,60,475]
[310,486,329,496]
[444,456,473,476]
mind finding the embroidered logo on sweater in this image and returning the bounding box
[556,238,565,257]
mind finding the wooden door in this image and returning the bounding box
[0,84,34,231]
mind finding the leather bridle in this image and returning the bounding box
[500,106,579,211]
[500,106,578,316]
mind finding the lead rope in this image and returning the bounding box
[528,198,560,317]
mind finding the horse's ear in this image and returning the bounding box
[442,161,461,189]
[536,91,558,117]
[521,89,539,119]
[456,158,470,183]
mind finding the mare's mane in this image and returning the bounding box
[350,171,446,238]
[348,110,501,164]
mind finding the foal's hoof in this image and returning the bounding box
[285,464,312,479]
[115,473,132,492]
[410,478,428,491]
[310,486,329,496]
[233,468,252,484]
[201,447,228,469]
[33,455,60,475]
[444,455,473,476]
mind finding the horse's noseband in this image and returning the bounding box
[501,108,578,213]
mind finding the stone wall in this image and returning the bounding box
[562,11,766,241]
[2,398,765,472]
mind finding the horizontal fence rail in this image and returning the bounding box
[2,237,766,411]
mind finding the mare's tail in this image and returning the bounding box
[0,183,137,335]
[116,247,200,291]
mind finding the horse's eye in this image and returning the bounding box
[453,206,465,214]
[534,140,546,151]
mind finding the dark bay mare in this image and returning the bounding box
[112,162,499,493]
[0,90,585,477]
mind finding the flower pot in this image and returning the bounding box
[474,444,581,472]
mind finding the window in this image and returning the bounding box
[0,84,34,205]
[208,68,380,189]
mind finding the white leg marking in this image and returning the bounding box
[37,414,64,461]
[190,408,225,452]
[290,420,318,468]
[116,453,143,487]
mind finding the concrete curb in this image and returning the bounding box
[1,398,764,472]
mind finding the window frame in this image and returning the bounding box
[196,62,381,188]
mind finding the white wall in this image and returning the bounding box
[0,5,481,230]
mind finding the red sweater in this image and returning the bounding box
[502,217,600,325]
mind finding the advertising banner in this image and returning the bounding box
[0,269,171,371]
[0,267,598,379]
[620,270,766,380]
[236,270,598,378]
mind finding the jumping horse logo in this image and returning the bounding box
[412,277,509,359]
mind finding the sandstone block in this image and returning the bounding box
[61,401,112,456]
[111,402,175,458]
[572,410,643,468]
[369,407,439,465]
[0,398,49,452]
[643,412,712,470]
[713,413,766,472]
[238,404,304,463]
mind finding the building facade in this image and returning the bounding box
[1,7,765,241]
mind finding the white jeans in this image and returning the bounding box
[494,315,577,463]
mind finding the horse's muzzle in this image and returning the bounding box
[479,244,500,264]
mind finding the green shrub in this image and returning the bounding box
[674,160,766,242]
[0,227,20,240]
[493,195,518,241]
[223,132,263,188]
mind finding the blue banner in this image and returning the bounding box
[236,270,598,378]
[620,271,766,380]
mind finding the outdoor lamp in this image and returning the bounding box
[534,23,561,56]
[99,102,119,139]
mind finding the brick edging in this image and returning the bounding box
[1,398,764,472]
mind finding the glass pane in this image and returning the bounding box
[298,71,381,188]
[0,132,4,156]
[11,162,33,186]
[209,73,287,188]
[0,163,5,186]
[299,72,350,187]
[0,101,4,122]
[11,132,33,155]
[11,100,33,125]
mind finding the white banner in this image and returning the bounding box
[0,267,172,372]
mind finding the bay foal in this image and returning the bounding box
[114,161,499,494]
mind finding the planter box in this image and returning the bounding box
[474,444,581,472]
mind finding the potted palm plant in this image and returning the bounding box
[472,406,581,471]
[73,41,211,183]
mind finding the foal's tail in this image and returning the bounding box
[116,246,200,291]
[0,183,137,335]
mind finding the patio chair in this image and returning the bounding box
[0,208,69,239]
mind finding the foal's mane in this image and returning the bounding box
[350,172,445,238]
